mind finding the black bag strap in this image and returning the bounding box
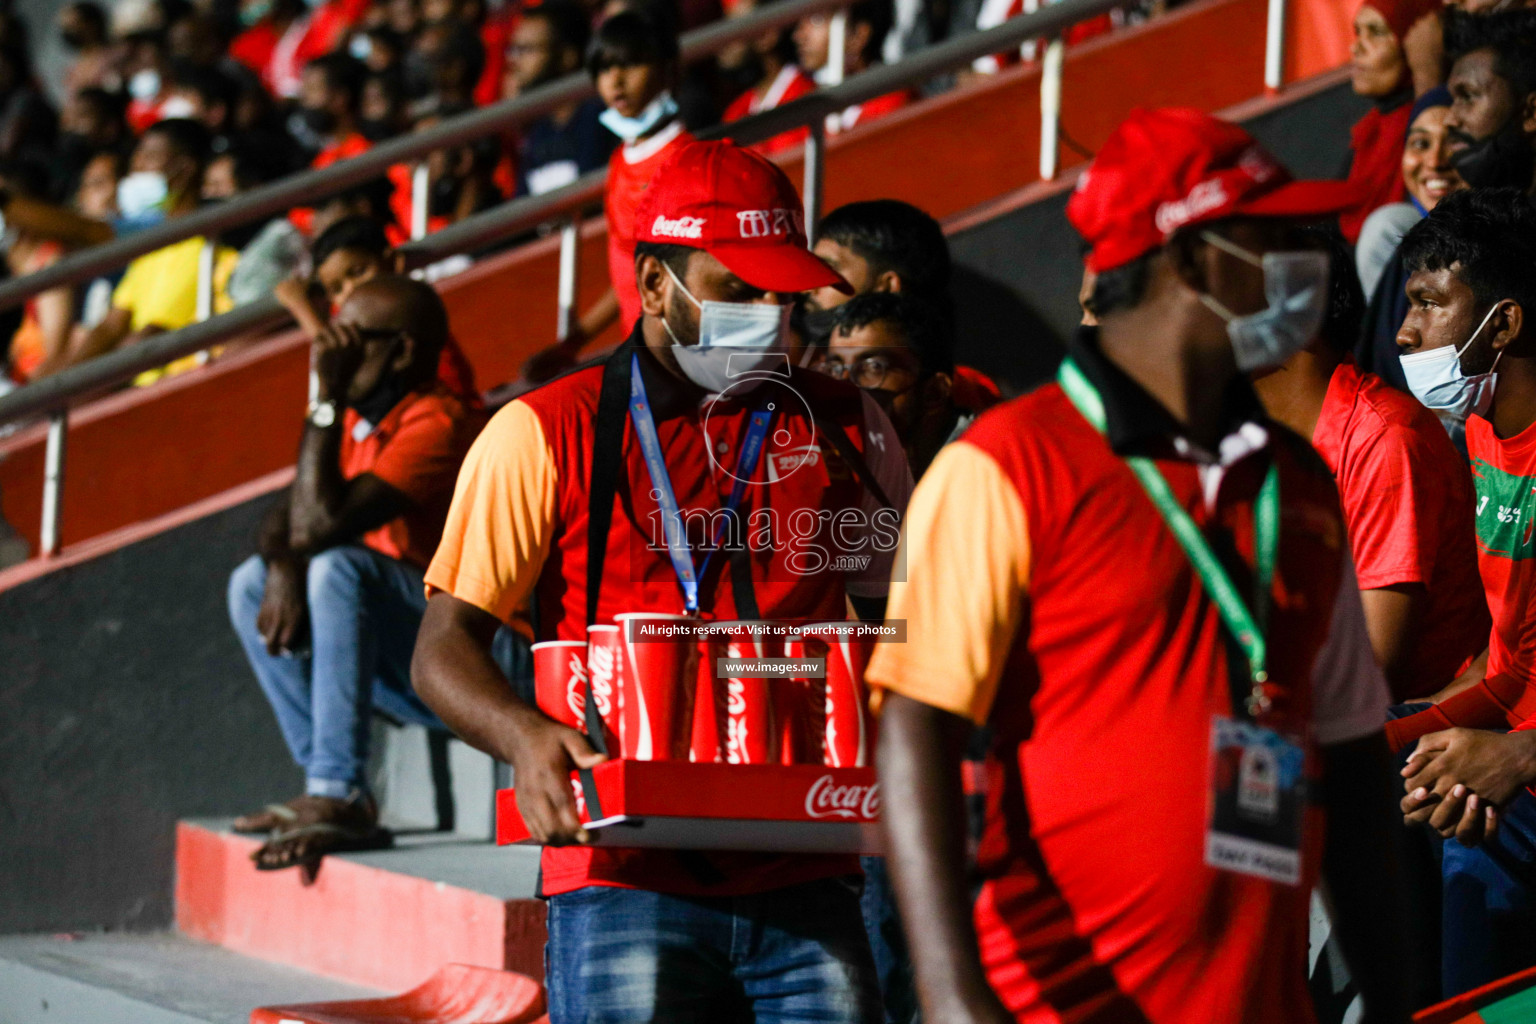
[576,342,635,818]
[811,409,895,511]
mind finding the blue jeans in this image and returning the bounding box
[859,856,919,1024]
[1442,786,1536,996]
[545,876,883,1023]
[229,547,532,795]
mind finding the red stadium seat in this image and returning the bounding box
[249,964,545,1024]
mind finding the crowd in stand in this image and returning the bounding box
[0,0,1187,393]
[25,0,1536,1019]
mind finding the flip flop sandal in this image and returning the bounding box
[251,822,395,872]
[231,803,300,835]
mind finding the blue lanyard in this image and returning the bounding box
[628,352,774,615]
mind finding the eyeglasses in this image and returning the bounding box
[813,353,917,389]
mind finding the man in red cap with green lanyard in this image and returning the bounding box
[868,107,1410,1023]
[412,139,911,1021]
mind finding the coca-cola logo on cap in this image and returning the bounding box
[804,775,881,820]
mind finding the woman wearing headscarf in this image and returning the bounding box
[1339,0,1443,245]
[1356,86,1463,298]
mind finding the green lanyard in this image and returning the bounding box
[1058,358,1280,720]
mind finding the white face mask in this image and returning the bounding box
[1401,303,1502,423]
[661,263,791,395]
[599,91,679,144]
[116,170,169,218]
[1197,232,1331,373]
[157,95,197,119]
[128,68,161,102]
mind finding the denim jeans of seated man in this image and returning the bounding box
[544,875,883,1024]
[228,545,533,797]
[1389,702,1536,999]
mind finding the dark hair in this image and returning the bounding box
[1311,227,1364,358]
[848,0,892,65]
[525,0,591,57]
[212,140,286,188]
[143,116,213,166]
[311,215,392,269]
[1399,186,1536,323]
[171,61,237,112]
[830,291,953,374]
[632,239,695,277]
[1445,7,1536,100]
[817,199,950,300]
[73,85,128,129]
[586,10,679,78]
[306,51,367,106]
[67,2,108,38]
[430,19,486,86]
[319,175,396,221]
[0,158,50,200]
[1089,251,1154,318]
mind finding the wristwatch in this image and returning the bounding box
[307,400,337,428]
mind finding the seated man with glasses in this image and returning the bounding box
[225,275,506,872]
[817,291,991,479]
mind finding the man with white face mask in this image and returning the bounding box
[1388,187,1536,995]
[413,139,911,1024]
[870,108,1409,1024]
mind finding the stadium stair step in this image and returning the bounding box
[175,821,545,992]
[250,963,547,1024]
[0,930,382,1024]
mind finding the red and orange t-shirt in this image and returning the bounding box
[1312,361,1490,700]
[341,383,486,570]
[605,121,693,333]
[425,342,912,897]
[867,338,1388,1024]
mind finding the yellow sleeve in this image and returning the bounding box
[865,440,1031,725]
[212,246,239,315]
[111,257,146,317]
[424,400,559,623]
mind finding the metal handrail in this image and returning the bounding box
[0,0,851,313]
[1,0,1296,557]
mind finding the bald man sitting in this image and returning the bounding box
[227,277,492,871]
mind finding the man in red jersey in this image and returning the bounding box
[869,108,1408,1024]
[1387,188,1536,995]
[525,11,694,382]
[413,139,911,1023]
[719,0,816,155]
[1252,231,1489,703]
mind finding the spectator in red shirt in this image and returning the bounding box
[794,0,909,132]
[872,107,1407,1024]
[226,276,507,873]
[1387,189,1536,996]
[1253,232,1490,704]
[523,10,694,381]
[1339,0,1441,245]
[719,0,816,154]
[294,53,370,165]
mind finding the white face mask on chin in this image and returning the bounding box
[661,263,791,396]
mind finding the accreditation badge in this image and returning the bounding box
[1205,715,1307,885]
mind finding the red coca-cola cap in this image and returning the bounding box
[1067,107,1359,273]
[635,139,852,295]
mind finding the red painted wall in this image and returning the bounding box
[0,0,1350,558]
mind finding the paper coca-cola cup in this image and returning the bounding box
[616,613,699,761]
[709,620,779,765]
[583,625,624,753]
[532,639,588,730]
[779,631,825,765]
[799,622,877,767]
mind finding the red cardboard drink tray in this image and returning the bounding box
[496,760,883,854]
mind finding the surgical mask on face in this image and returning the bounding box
[599,91,679,144]
[1196,232,1331,373]
[661,263,790,395]
[158,94,197,119]
[116,170,169,218]
[128,68,161,102]
[1401,304,1502,421]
